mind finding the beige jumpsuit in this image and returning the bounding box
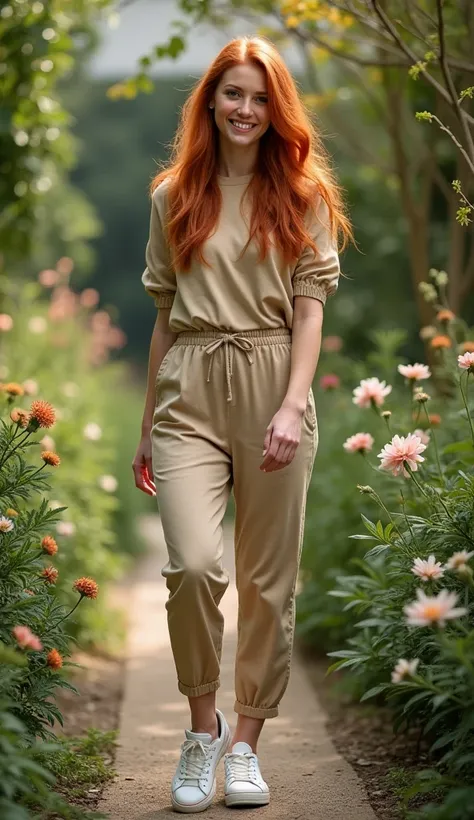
[142,173,340,719]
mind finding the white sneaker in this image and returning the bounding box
[171,708,231,813]
[224,741,270,807]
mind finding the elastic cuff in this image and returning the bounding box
[234,700,279,719]
[178,678,220,697]
[293,282,327,305]
[150,291,175,308]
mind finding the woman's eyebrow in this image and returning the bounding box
[224,83,268,95]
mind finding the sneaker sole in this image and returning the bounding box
[225,791,270,807]
[171,719,232,813]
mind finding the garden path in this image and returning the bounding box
[99,514,377,820]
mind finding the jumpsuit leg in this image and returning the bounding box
[151,342,233,698]
[230,337,318,719]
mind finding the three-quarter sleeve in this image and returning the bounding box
[292,196,340,306]
[141,182,177,308]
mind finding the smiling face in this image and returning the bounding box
[210,61,271,149]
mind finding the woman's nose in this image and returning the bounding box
[237,99,252,116]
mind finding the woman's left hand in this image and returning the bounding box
[260,405,304,472]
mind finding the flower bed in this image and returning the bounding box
[299,270,474,818]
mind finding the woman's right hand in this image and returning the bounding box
[132,433,156,497]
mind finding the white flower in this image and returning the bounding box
[61,381,80,398]
[411,555,444,582]
[83,422,102,441]
[413,428,430,446]
[56,521,76,537]
[0,516,14,533]
[40,435,55,451]
[98,474,118,493]
[445,550,474,573]
[391,658,419,683]
[28,316,47,334]
[23,379,39,396]
[404,589,467,627]
[48,499,63,510]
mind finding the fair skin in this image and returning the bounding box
[133,60,324,752]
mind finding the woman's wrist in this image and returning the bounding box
[281,396,306,415]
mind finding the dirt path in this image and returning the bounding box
[99,514,377,820]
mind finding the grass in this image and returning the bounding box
[26,727,118,818]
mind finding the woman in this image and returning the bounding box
[133,35,351,814]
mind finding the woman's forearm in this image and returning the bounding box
[141,308,178,435]
[282,298,324,414]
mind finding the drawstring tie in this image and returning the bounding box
[204,332,254,402]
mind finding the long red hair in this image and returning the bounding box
[150,35,352,272]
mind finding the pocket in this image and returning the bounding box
[306,387,317,429]
[155,346,174,390]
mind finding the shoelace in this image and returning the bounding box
[179,739,214,783]
[225,752,257,783]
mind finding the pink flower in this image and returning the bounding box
[12,625,43,651]
[353,377,392,408]
[322,335,343,353]
[413,428,430,446]
[0,314,13,332]
[398,363,431,381]
[343,432,374,453]
[80,288,100,309]
[411,555,444,582]
[458,352,474,372]
[38,269,60,287]
[391,658,419,683]
[378,433,426,478]
[56,256,74,276]
[320,374,340,390]
[404,589,467,627]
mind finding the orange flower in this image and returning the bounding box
[428,413,442,426]
[42,566,59,584]
[41,451,61,467]
[460,341,474,353]
[10,408,30,427]
[41,535,58,556]
[29,400,56,430]
[430,335,452,349]
[436,309,455,322]
[5,508,18,517]
[47,648,63,670]
[3,382,24,397]
[73,577,99,599]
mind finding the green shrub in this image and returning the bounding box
[0,267,146,646]
[321,273,474,817]
[0,385,104,817]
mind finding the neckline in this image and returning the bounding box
[217,173,254,186]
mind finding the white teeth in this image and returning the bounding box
[230,120,254,131]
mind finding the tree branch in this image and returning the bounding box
[435,0,474,165]
[294,26,408,68]
[370,0,474,127]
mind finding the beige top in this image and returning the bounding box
[142,173,340,333]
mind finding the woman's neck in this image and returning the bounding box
[217,142,258,178]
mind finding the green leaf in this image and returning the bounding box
[360,684,389,702]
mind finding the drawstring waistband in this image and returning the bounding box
[174,328,291,402]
